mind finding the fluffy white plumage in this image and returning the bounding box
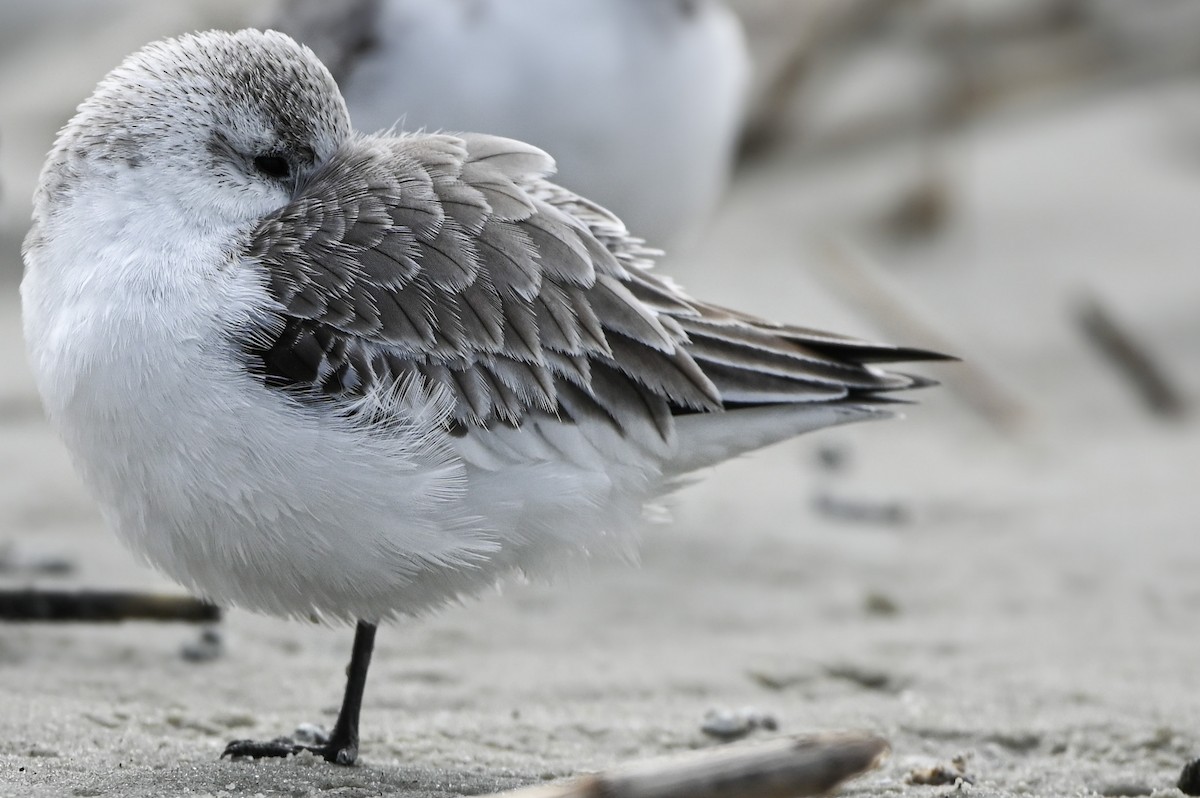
[21,29,943,626]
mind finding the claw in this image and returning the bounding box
[331,743,358,766]
[221,736,303,760]
[221,735,358,766]
[218,623,374,768]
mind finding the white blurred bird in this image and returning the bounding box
[22,29,946,766]
[268,0,751,249]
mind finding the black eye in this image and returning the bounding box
[253,154,291,179]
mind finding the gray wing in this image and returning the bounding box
[241,131,946,438]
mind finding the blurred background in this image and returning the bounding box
[3,0,1199,419]
[1,2,1199,796]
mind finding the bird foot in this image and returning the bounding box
[222,725,358,766]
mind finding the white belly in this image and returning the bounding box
[20,232,518,621]
[21,230,665,623]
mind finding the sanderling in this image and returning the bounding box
[267,0,751,249]
[21,29,947,766]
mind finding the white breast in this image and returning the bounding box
[20,173,682,622]
[21,181,511,622]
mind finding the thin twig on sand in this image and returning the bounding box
[1075,293,1188,419]
[487,732,890,798]
[0,589,220,623]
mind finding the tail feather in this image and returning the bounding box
[655,303,951,476]
[670,299,953,412]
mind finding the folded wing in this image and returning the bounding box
[241,131,948,444]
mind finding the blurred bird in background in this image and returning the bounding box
[268,0,751,251]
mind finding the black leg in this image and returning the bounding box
[321,620,376,764]
[223,620,378,766]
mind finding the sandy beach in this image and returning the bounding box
[1,3,1198,796]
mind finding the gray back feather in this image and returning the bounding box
[243,131,944,437]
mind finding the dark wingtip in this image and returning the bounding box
[894,346,958,363]
[851,345,959,364]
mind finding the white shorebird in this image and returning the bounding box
[21,30,947,766]
[267,0,751,249]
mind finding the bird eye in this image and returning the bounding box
[253,154,291,179]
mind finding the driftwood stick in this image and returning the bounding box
[817,236,1029,432]
[1075,294,1188,419]
[0,589,220,623]
[488,732,889,798]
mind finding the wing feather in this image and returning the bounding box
[242,131,948,442]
